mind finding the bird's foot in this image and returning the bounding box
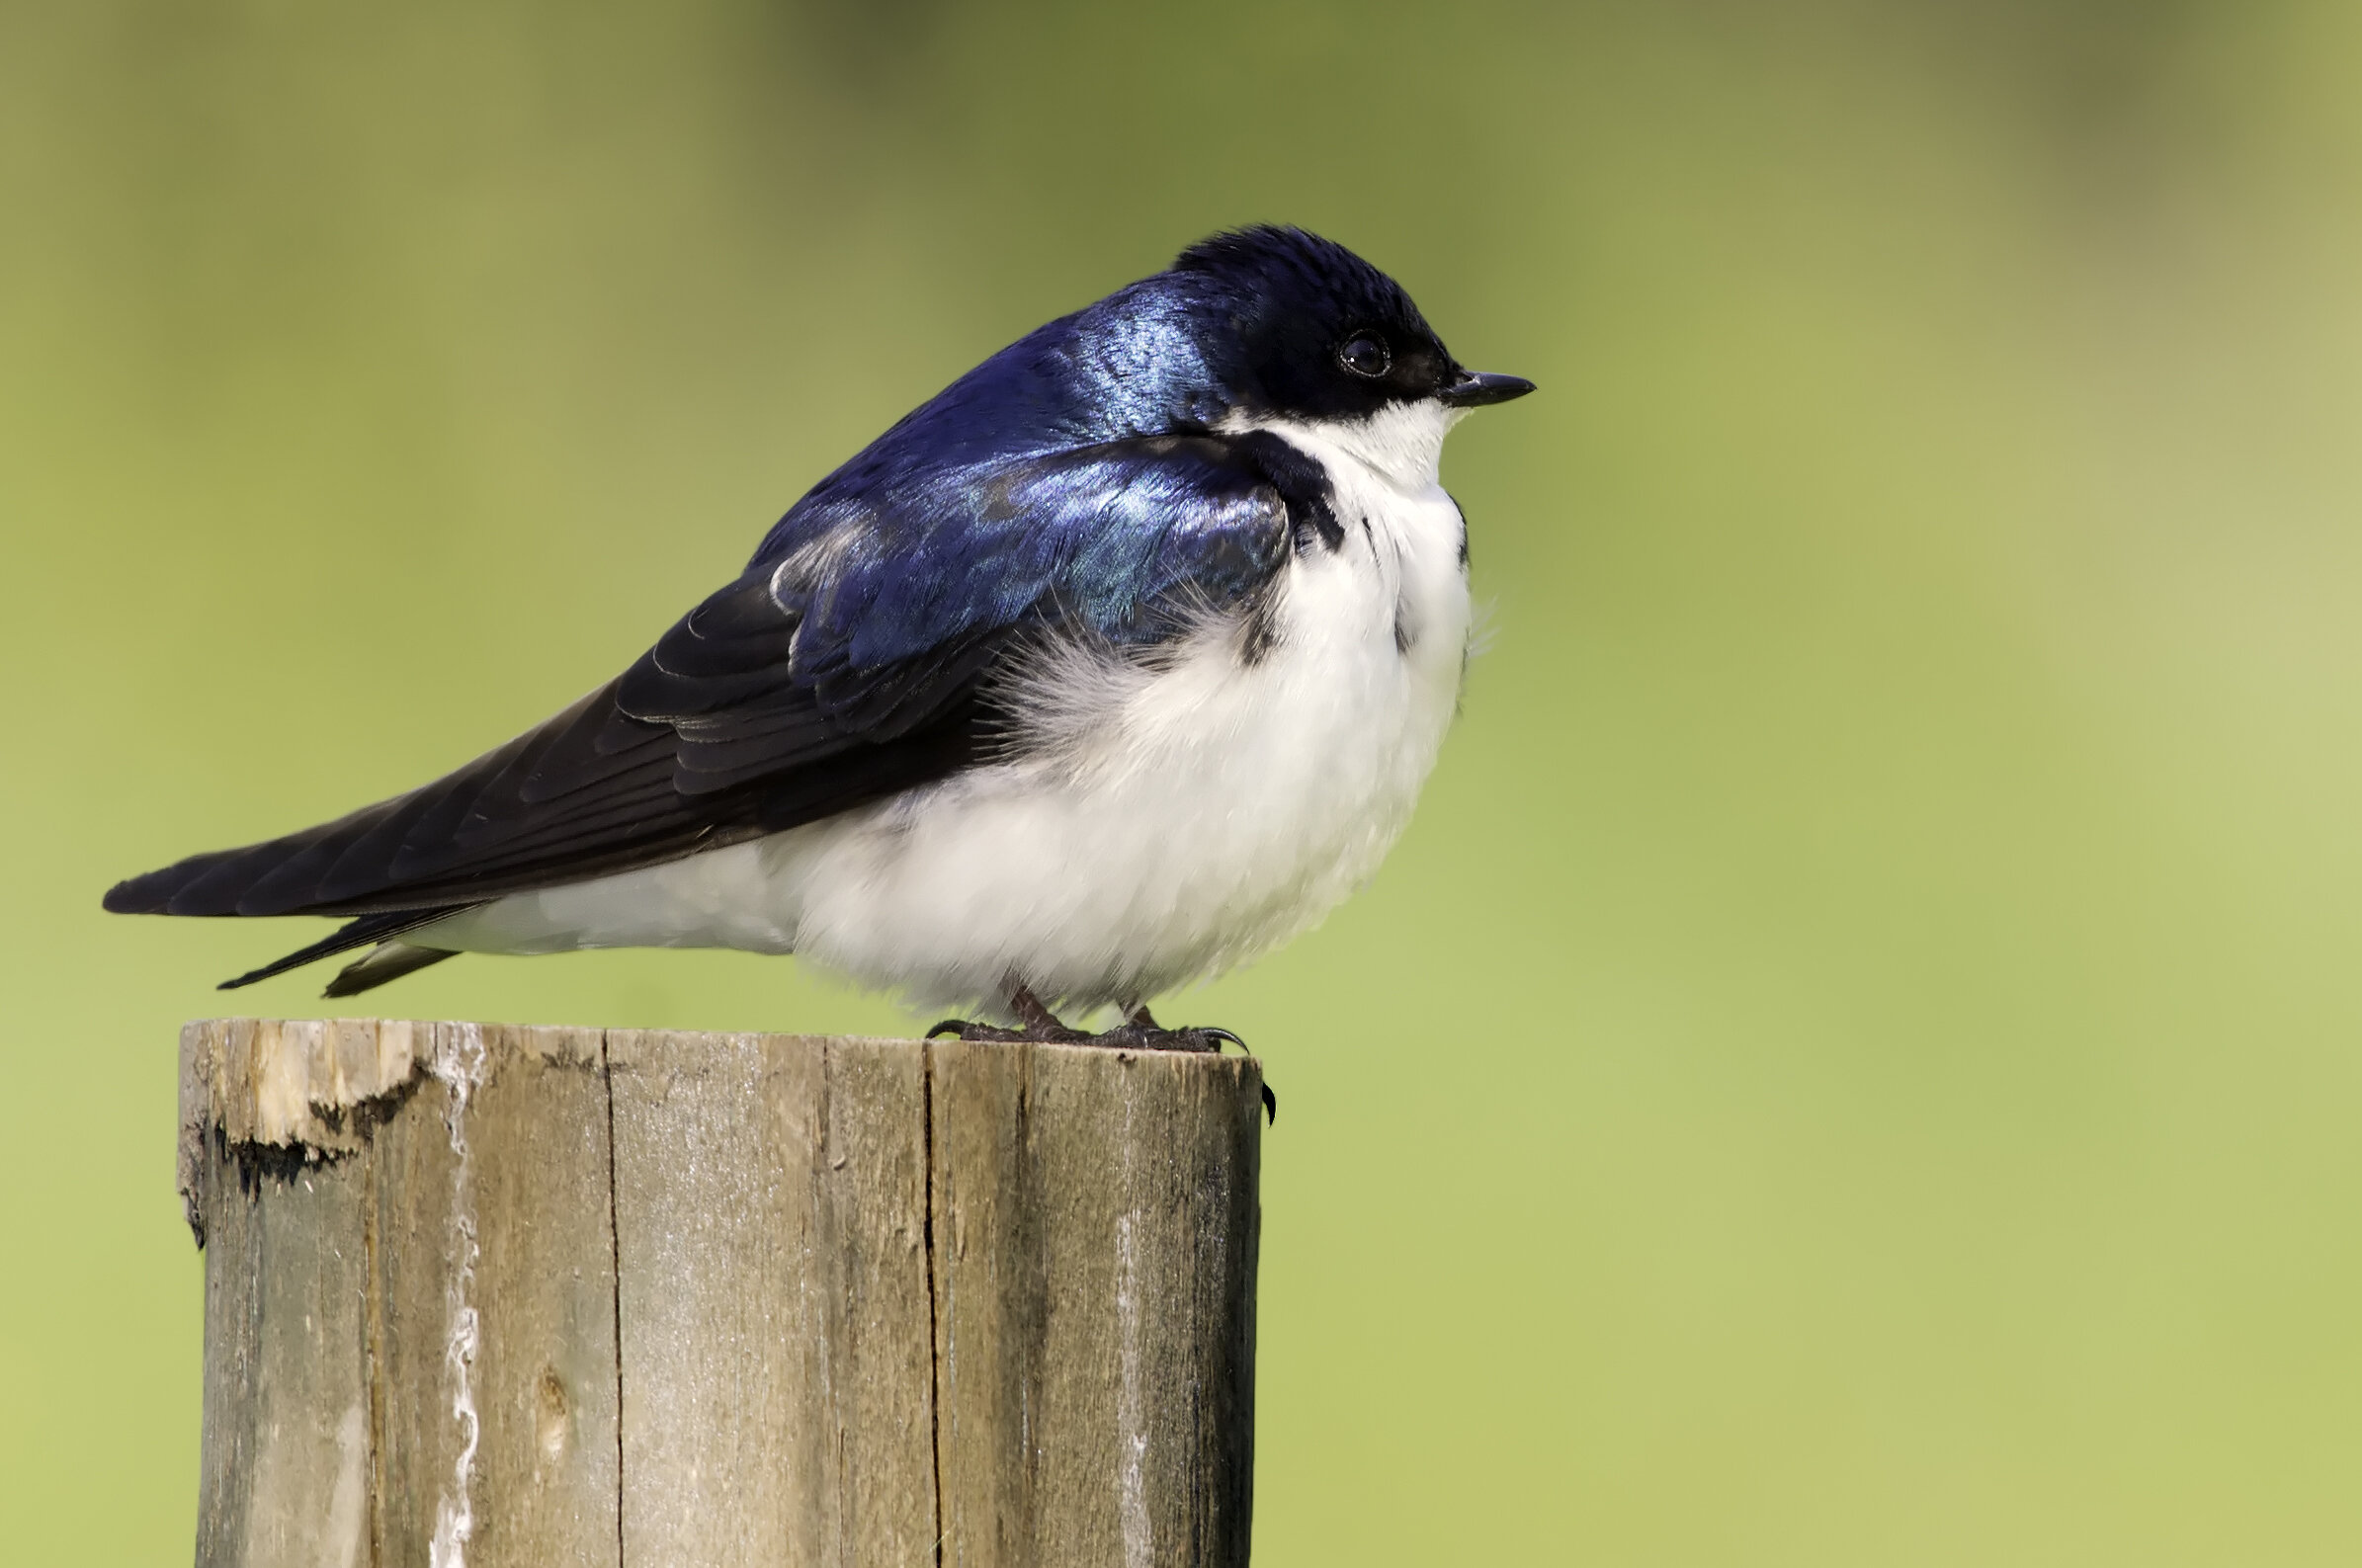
[923,995,1273,1123]
[924,998,1239,1055]
[1101,1007,1276,1122]
[924,1019,1084,1043]
[1093,1004,1243,1055]
[1109,1009,1274,1120]
[925,983,1093,1044]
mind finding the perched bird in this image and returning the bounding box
[105,225,1532,1052]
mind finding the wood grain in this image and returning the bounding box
[929,1039,1263,1568]
[368,1024,621,1566]
[607,1029,941,1566]
[184,1021,1260,1568]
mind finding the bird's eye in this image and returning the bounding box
[1338,334,1391,379]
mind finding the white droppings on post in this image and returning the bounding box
[1114,1057,1153,1568]
[430,1024,487,1568]
[1115,1211,1151,1568]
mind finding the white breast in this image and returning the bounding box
[429,403,1476,1018]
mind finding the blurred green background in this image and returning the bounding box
[8,0,2362,1560]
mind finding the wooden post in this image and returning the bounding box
[180,1019,1262,1567]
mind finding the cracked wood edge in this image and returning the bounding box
[178,1018,427,1244]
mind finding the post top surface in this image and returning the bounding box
[179,1016,1261,1152]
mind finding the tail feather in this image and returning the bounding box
[217,907,468,990]
[322,942,460,998]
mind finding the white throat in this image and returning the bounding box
[1219,398,1465,490]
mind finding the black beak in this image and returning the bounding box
[1439,369,1537,408]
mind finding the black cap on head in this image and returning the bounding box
[1170,225,1530,419]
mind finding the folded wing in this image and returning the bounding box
[104,434,1299,924]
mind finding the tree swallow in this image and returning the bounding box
[105,225,1533,1051]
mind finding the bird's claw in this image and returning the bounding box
[1094,1022,1239,1054]
[927,1013,1273,1123]
[926,1017,1238,1051]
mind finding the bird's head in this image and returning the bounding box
[818,226,1531,492]
[1163,225,1535,428]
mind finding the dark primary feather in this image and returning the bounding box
[104,433,1301,929]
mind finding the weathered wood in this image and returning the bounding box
[930,1039,1262,1568]
[606,1030,938,1565]
[192,1024,378,1568]
[183,1020,1261,1568]
[369,1024,621,1566]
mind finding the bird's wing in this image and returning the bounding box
[105,433,1301,921]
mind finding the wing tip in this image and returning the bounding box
[104,864,193,913]
[102,878,147,915]
[104,857,263,918]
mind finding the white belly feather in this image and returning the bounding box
[423,405,1475,1015]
